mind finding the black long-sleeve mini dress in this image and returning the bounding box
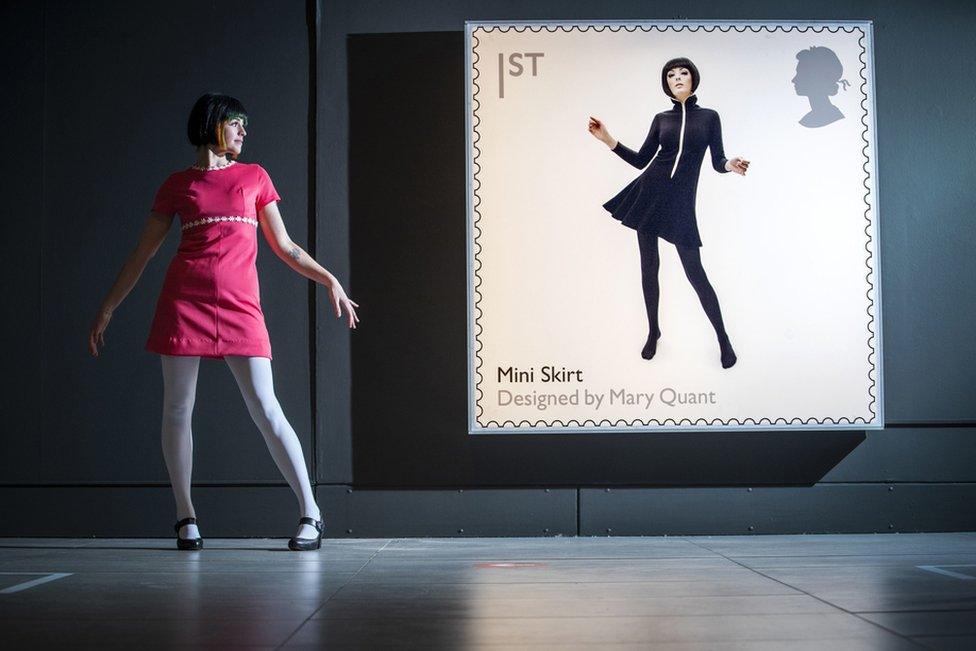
[603,94,729,247]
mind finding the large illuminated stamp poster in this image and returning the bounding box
[466,21,883,433]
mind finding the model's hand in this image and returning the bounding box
[588,116,616,148]
[727,157,750,175]
[327,283,360,329]
[88,308,112,357]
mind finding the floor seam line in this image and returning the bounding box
[273,538,395,649]
[680,537,931,649]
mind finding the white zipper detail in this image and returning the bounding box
[670,99,687,179]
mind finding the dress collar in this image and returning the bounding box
[670,94,699,110]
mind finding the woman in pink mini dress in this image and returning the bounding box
[88,93,358,551]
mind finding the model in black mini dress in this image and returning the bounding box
[589,57,750,368]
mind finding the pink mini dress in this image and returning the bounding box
[145,161,281,360]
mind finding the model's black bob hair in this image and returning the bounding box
[187,93,248,148]
[661,57,700,98]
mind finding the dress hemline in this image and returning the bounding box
[603,210,704,248]
[145,338,272,360]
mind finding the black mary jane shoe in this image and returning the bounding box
[174,517,203,551]
[288,516,324,551]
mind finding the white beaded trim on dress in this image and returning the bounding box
[188,160,237,172]
[181,216,258,231]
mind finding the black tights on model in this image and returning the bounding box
[637,232,737,368]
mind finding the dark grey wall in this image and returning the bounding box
[2,0,973,537]
[2,1,45,483]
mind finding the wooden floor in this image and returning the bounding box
[1,532,975,649]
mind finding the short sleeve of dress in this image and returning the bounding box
[151,175,177,216]
[255,165,282,211]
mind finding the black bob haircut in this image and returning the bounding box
[187,93,249,148]
[661,57,700,98]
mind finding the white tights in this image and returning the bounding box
[160,354,321,540]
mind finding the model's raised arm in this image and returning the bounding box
[258,201,359,328]
[611,114,662,169]
[88,211,173,356]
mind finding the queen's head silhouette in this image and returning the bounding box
[791,46,849,128]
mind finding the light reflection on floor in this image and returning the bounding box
[0,533,973,649]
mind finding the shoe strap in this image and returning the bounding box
[298,516,323,532]
[174,517,197,532]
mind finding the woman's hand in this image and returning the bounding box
[327,282,360,329]
[726,157,750,176]
[588,116,617,149]
[88,308,112,357]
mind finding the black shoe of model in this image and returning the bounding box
[719,338,737,369]
[641,327,662,360]
[288,517,324,551]
[174,517,203,551]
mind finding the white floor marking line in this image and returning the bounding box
[0,572,74,594]
[917,565,976,580]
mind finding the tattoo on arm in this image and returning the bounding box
[288,245,302,262]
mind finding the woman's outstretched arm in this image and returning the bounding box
[710,111,750,175]
[612,114,662,169]
[88,211,173,356]
[709,111,731,173]
[591,114,661,169]
[258,201,359,329]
